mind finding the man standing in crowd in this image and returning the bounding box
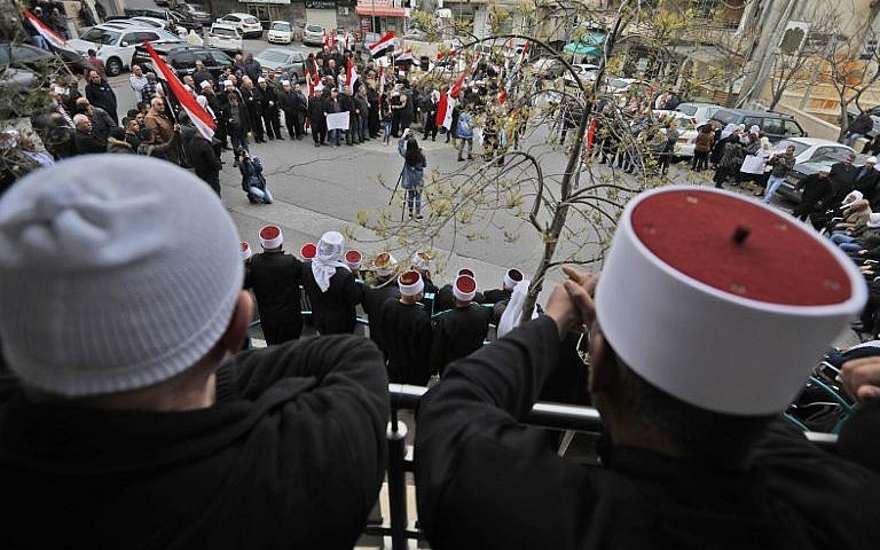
[483,268,524,304]
[222,80,250,160]
[362,252,400,356]
[241,76,265,143]
[141,72,159,103]
[379,270,433,385]
[85,49,105,79]
[416,186,880,549]
[423,90,439,141]
[128,64,148,99]
[75,97,114,147]
[433,268,484,313]
[187,127,222,195]
[72,113,104,154]
[84,69,118,124]
[258,77,282,141]
[430,274,491,376]
[0,155,389,549]
[143,97,178,164]
[324,88,343,147]
[793,165,833,221]
[279,80,306,140]
[309,87,327,147]
[762,144,796,203]
[245,225,305,345]
[192,60,213,88]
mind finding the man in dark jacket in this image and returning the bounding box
[793,167,833,221]
[242,53,262,83]
[416,189,880,550]
[0,155,389,550]
[854,156,880,196]
[308,88,327,146]
[72,113,105,154]
[433,268,485,313]
[76,97,115,146]
[430,274,490,376]
[192,60,214,88]
[188,132,222,195]
[379,271,433,385]
[483,268,523,304]
[847,110,874,147]
[279,81,306,140]
[245,225,304,345]
[258,77,282,141]
[241,77,265,143]
[84,69,118,124]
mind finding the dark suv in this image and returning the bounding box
[134,44,233,80]
[710,108,807,143]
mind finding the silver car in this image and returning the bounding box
[302,24,324,46]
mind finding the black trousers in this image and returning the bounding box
[312,120,326,144]
[285,111,304,138]
[261,315,303,346]
[249,108,264,140]
[423,118,437,140]
[262,110,280,139]
[201,172,221,196]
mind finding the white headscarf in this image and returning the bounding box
[720,123,736,140]
[311,231,349,292]
[497,278,538,338]
[196,94,214,118]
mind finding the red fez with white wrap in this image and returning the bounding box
[300,242,317,260]
[345,250,363,270]
[240,242,252,261]
[398,270,424,296]
[595,186,866,415]
[453,275,477,302]
[259,225,283,249]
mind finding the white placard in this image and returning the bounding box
[326,112,350,131]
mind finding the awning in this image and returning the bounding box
[356,5,407,17]
[563,31,605,57]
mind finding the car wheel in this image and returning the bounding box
[106,57,123,77]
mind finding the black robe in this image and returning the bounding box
[0,336,389,549]
[302,263,361,334]
[792,174,832,218]
[433,284,485,314]
[362,281,400,354]
[430,304,490,375]
[415,316,880,550]
[245,250,304,345]
[378,299,432,385]
[482,287,512,304]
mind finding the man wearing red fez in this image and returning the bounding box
[245,225,304,344]
[430,274,491,376]
[416,187,880,549]
[378,270,433,385]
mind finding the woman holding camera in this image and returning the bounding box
[398,130,427,220]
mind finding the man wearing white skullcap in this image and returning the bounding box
[416,186,880,548]
[0,156,389,548]
[301,231,362,334]
[378,270,433,384]
[430,274,490,376]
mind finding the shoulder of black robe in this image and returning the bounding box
[837,399,880,474]
[416,317,880,550]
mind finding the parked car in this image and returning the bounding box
[254,47,306,82]
[772,137,854,166]
[531,57,564,78]
[206,23,243,53]
[173,3,213,27]
[302,23,325,46]
[710,108,807,143]
[654,110,699,157]
[776,149,868,203]
[103,16,186,37]
[563,63,599,87]
[215,13,263,38]
[675,102,723,126]
[1,42,87,115]
[68,24,184,76]
[135,44,234,80]
[122,8,203,32]
[267,21,294,44]
[606,77,646,95]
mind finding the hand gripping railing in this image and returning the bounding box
[366,384,839,550]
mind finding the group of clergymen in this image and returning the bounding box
[242,224,525,384]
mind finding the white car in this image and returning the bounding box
[676,102,724,126]
[302,23,325,46]
[772,137,855,166]
[654,110,699,157]
[105,17,187,37]
[215,13,263,38]
[563,63,599,86]
[267,21,293,44]
[206,24,243,53]
[68,24,183,76]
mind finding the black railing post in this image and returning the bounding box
[387,408,409,550]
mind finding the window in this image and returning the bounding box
[762,118,784,135]
[81,28,122,45]
[258,50,292,63]
[774,139,809,157]
[712,110,736,125]
[784,120,804,136]
[171,52,195,68]
[120,33,139,46]
[306,25,323,33]
[244,16,259,24]
[677,104,698,116]
[211,27,239,37]
[271,22,291,32]
[208,51,233,65]
[224,15,240,22]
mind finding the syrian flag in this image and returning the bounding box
[436,49,457,61]
[436,69,467,130]
[143,41,216,140]
[394,48,415,65]
[368,32,398,57]
[22,9,78,55]
[345,57,358,89]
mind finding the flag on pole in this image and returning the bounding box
[345,56,358,89]
[394,48,415,65]
[21,9,78,55]
[143,41,216,140]
[436,49,457,61]
[368,32,398,57]
[436,69,467,130]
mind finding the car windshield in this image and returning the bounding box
[306,25,323,32]
[212,27,238,37]
[774,139,810,157]
[677,104,697,116]
[712,110,737,124]
[244,16,258,24]
[675,117,696,132]
[813,149,855,164]
[81,28,122,45]
[272,22,291,32]
[155,30,184,41]
[0,43,50,65]
[258,50,291,63]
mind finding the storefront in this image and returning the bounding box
[239,0,292,28]
[355,0,408,34]
[305,0,338,29]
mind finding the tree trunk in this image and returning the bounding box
[0,0,27,43]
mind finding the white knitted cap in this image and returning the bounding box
[0,155,244,397]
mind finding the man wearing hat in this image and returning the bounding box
[433,268,485,313]
[279,80,307,140]
[245,225,305,345]
[415,186,880,548]
[483,268,524,304]
[0,156,390,548]
[379,270,433,384]
[855,156,880,197]
[301,231,362,334]
[257,77,282,141]
[362,252,400,355]
[430,274,491,376]
[793,165,833,221]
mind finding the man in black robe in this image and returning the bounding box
[379,270,433,385]
[483,268,524,304]
[362,252,400,356]
[244,225,304,345]
[416,188,880,549]
[301,231,361,334]
[430,275,490,376]
[433,268,485,313]
[308,88,327,147]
